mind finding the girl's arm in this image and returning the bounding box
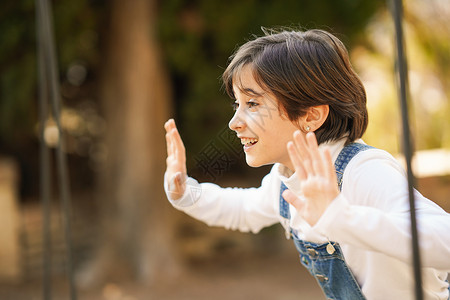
[165,174,280,233]
[315,152,450,269]
[282,130,450,269]
[164,119,279,233]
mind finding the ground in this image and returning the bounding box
[0,250,325,300]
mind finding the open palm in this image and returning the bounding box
[283,131,339,226]
[164,119,187,200]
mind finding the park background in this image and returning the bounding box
[0,0,449,299]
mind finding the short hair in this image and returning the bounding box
[222,28,368,145]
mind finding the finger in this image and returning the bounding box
[168,173,185,200]
[293,131,314,175]
[306,132,325,176]
[287,141,307,180]
[171,127,186,164]
[164,118,176,132]
[165,130,173,158]
[170,133,179,159]
[282,190,304,212]
[165,119,177,158]
[174,171,186,190]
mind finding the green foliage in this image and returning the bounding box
[0,0,36,144]
[0,0,101,150]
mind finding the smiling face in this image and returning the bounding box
[229,64,300,169]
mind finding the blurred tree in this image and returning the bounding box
[76,0,180,285]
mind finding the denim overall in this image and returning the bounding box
[280,143,373,300]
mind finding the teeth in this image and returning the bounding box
[240,138,258,146]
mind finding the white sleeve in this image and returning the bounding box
[163,167,280,233]
[313,149,450,270]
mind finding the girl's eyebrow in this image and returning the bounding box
[242,87,264,97]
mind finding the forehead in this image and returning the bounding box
[232,64,266,97]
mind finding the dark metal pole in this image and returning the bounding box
[36,1,52,297]
[36,0,77,299]
[389,0,423,299]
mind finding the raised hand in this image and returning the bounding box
[164,119,187,200]
[282,131,339,226]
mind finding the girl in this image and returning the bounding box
[164,28,450,299]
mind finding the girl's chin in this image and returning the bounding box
[245,156,264,168]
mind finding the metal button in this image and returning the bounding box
[307,248,318,257]
[326,243,335,255]
[316,274,329,283]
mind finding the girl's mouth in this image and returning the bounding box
[241,138,258,151]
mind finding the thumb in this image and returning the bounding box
[168,172,187,200]
[282,189,304,212]
[175,171,187,186]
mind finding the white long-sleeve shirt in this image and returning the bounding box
[164,138,450,300]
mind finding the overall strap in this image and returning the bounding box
[334,143,374,192]
[279,183,290,219]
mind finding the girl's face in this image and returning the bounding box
[229,64,300,170]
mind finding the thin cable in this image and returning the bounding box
[389,0,423,299]
[36,0,77,299]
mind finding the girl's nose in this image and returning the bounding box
[229,110,245,132]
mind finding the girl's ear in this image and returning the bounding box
[304,105,329,131]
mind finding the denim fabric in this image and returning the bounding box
[280,143,373,300]
[334,143,373,191]
[292,233,366,300]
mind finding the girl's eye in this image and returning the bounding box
[231,100,259,111]
[247,101,259,109]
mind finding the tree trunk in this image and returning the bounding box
[77,0,180,286]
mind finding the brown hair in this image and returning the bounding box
[222,28,368,145]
